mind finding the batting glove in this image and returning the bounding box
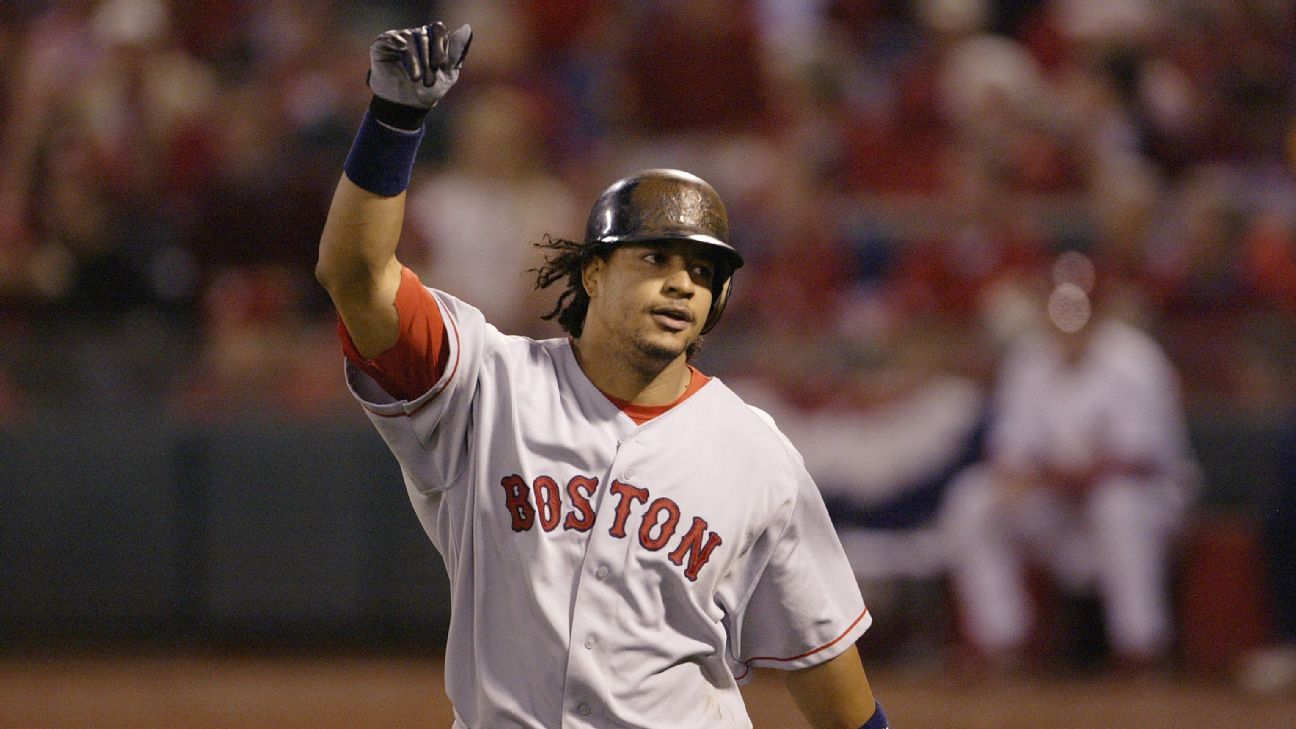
[368,21,472,109]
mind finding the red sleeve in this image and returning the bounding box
[337,266,450,401]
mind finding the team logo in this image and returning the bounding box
[499,474,723,581]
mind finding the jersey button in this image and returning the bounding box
[624,469,634,479]
[595,565,609,580]
[584,634,597,649]
[577,704,591,717]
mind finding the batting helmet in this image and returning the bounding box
[584,169,743,333]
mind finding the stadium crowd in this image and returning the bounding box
[1,0,1294,690]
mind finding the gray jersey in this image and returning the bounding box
[345,286,869,729]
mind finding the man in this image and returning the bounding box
[941,264,1198,672]
[315,19,888,729]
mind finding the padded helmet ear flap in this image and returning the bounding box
[701,273,732,334]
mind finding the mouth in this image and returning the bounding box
[650,306,695,332]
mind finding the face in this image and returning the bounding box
[582,241,718,368]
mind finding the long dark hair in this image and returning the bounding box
[532,235,604,337]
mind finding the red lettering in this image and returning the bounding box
[499,474,535,532]
[608,480,649,538]
[533,476,561,532]
[638,497,681,551]
[503,473,722,582]
[668,517,723,581]
[563,476,598,532]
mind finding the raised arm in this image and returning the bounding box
[315,21,472,358]
[782,645,889,729]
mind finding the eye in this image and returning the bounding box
[642,251,668,265]
[690,262,716,285]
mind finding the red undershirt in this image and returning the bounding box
[338,266,709,422]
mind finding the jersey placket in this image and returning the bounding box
[558,432,649,728]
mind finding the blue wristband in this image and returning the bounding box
[859,701,888,729]
[342,109,425,197]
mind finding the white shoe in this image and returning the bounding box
[1236,643,1296,695]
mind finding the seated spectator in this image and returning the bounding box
[941,254,1199,672]
[174,266,353,419]
[405,85,580,338]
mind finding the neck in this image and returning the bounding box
[571,335,692,405]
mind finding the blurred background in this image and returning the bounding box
[2,0,1295,726]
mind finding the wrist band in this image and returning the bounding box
[342,107,425,197]
[859,701,888,729]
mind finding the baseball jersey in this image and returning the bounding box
[989,319,1198,500]
[341,268,870,729]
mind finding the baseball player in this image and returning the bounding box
[940,269,1198,670]
[315,18,889,729]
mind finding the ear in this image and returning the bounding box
[581,254,605,298]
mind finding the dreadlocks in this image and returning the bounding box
[533,234,603,338]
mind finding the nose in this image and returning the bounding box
[662,263,695,296]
